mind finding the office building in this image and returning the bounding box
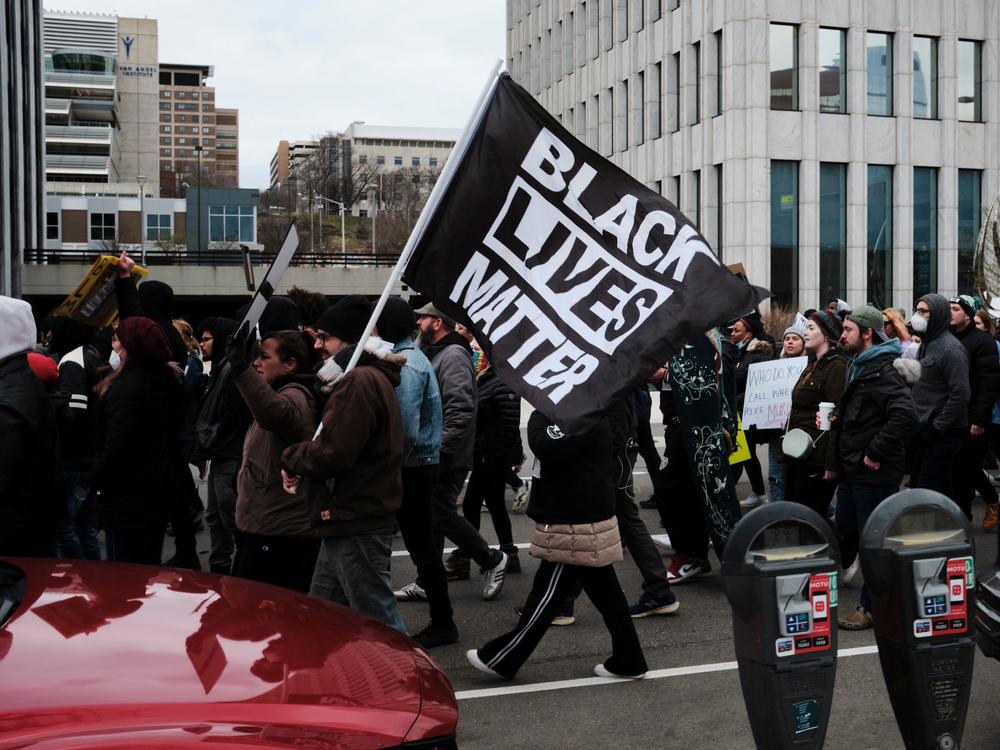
[507,0,1000,309]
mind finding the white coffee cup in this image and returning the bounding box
[818,402,835,431]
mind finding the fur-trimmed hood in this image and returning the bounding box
[893,357,922,385]
[746,337,774,356]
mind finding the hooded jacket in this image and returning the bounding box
[474,368,523,468]
[196,316,253,460]
[833,339,918,485]
[234,368,320,537]
[734,337,774,414]
[952,321,1000,428]
[424,331,477,468]
[0,297,60,556]
[911,294,971,434]
[115,277,188,365]
[281,342,405,538]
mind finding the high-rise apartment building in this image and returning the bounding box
[507,0,1000,309]
[2,0,45,296]
[215,107,239,187]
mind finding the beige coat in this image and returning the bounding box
[529,517,622,567]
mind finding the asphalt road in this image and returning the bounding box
[176,420,1000,750]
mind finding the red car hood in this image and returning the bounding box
[0,558,456,749]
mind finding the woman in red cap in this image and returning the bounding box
[90,316,184,564]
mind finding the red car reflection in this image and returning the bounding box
[0,558,457,749]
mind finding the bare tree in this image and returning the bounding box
[375,167,441,251]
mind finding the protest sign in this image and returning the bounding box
[740,356,808,430]
[403,73,768,431]
[53,256,149,327]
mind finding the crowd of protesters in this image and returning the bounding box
[2,249,999,678]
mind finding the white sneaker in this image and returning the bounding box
[466,649,505,678]
[511,481,530,513]
[482,551,508,600]
[841,557,861,588]
[394,582,427,602]
[594,663,646,679]
[739,494,766,509]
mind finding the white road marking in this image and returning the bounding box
[455,645,880,700]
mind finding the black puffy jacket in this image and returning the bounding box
[473,368,523,468]
[953,323,1000,428]
[832,344,918,486]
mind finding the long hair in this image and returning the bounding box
[882,308,911,341]
[172,318,199,354]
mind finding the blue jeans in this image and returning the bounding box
[56,471,101,560]
[835,482,897,612]
[206,459,239,573]
[768,438,785,503]
[310,532,406,633]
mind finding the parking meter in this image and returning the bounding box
[859,490,975,750]
[724,503,840,750]
[977,572,1000,659]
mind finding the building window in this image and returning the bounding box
[715,30,723,116]
[412,156,420,167]
[209,205,255,243]
[393,156,403,166]
[177,90,187,98]
[672,175,681,206]
[692,169,701,228]
[602,0,613,51]
[376,155,385,165]
[159,102,171,110]
[818,28,846,113]
[429,157,438,167]
[46,212,59,240]
[867,165,893,308]
[191,91,200,99]
[671,51,680,132]
[177,137,186,144]
[957,40,982,122]
[770,160,798,307]
[162,148,172,156]
[89,212,116,241]
[647,0,661,23]
[620,79,629,151]
[161,90,171,98]
[819,163,847,305]
[203,127,210,134]
[358,154,368,165]
[958,169,982,292]
[715,164,723,257]
[565,11,574,72]
[913,167,938,297]
[913,36,938,119]
[146,214,172,241]
[650,61,662,139]
[692,41,701,124]
[636,71,644,143]
[866,32,892,116]
[161,125,172,133]
[770,24,798,110]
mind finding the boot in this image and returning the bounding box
[501,545,521,574]
[984,503,999,533]
[444,550,470,581]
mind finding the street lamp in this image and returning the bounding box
[137,174,147,265]
[315,196,347,257]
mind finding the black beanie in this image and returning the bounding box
[315,295,372,344]
[376,297,416,344]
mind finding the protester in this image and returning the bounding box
[908,294,971,502]
[767,324,807,504]
[829,306,918,630]
[467,410,647,681]
[378,298,457,648]
[227,326,321,592]
[414,303,508,600]
[0,296,60,557]
[949,295,1000,522]
[91,316,183,565]
[47,316,103,560]
[783,310,847,516]
[979,309,1000,532]
[281,296,408,632]
[730,314,773,507]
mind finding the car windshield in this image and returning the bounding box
[0,561,26,629]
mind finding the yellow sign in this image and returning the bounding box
[53,256,149,327]
[729,415,752,465]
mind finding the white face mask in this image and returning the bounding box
[909,312,929,334]
[109,350,122,370]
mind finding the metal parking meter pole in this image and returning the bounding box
[723,503,841,750]
[859,490,976,750]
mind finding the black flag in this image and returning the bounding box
[403,73,767,431]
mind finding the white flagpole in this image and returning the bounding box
[310,59,504,440]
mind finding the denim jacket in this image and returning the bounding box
[393,338,442,467]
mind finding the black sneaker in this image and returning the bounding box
[629,590,680,618]
[412,621,459,649]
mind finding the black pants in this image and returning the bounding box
[233,532,320,593]
[784,463,837,517]
[731,429,766,496]
[635,418,662,479]
[398,464,454,625]
[477,560,647,679]
[463,464,514,548]
[654,421,709,559]
[913,431,965,507]
[169,451,200,563]
[954,433,990,519]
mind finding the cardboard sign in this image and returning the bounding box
[53,255,149,327]
[741,356,809,430]
[729,414,751,465]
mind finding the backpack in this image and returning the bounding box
[185,360,233,461]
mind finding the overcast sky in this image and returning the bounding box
[44,1,507,189]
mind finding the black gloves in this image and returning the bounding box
[226,322,257,376]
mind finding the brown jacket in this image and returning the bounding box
[234,369,320,538]
[786,351,848,471]
[281,353,405,538]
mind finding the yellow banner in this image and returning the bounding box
[53,256,149,327]
[729,415,752,465]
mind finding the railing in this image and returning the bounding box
[46,124,113,141]
[23,248,402,268]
